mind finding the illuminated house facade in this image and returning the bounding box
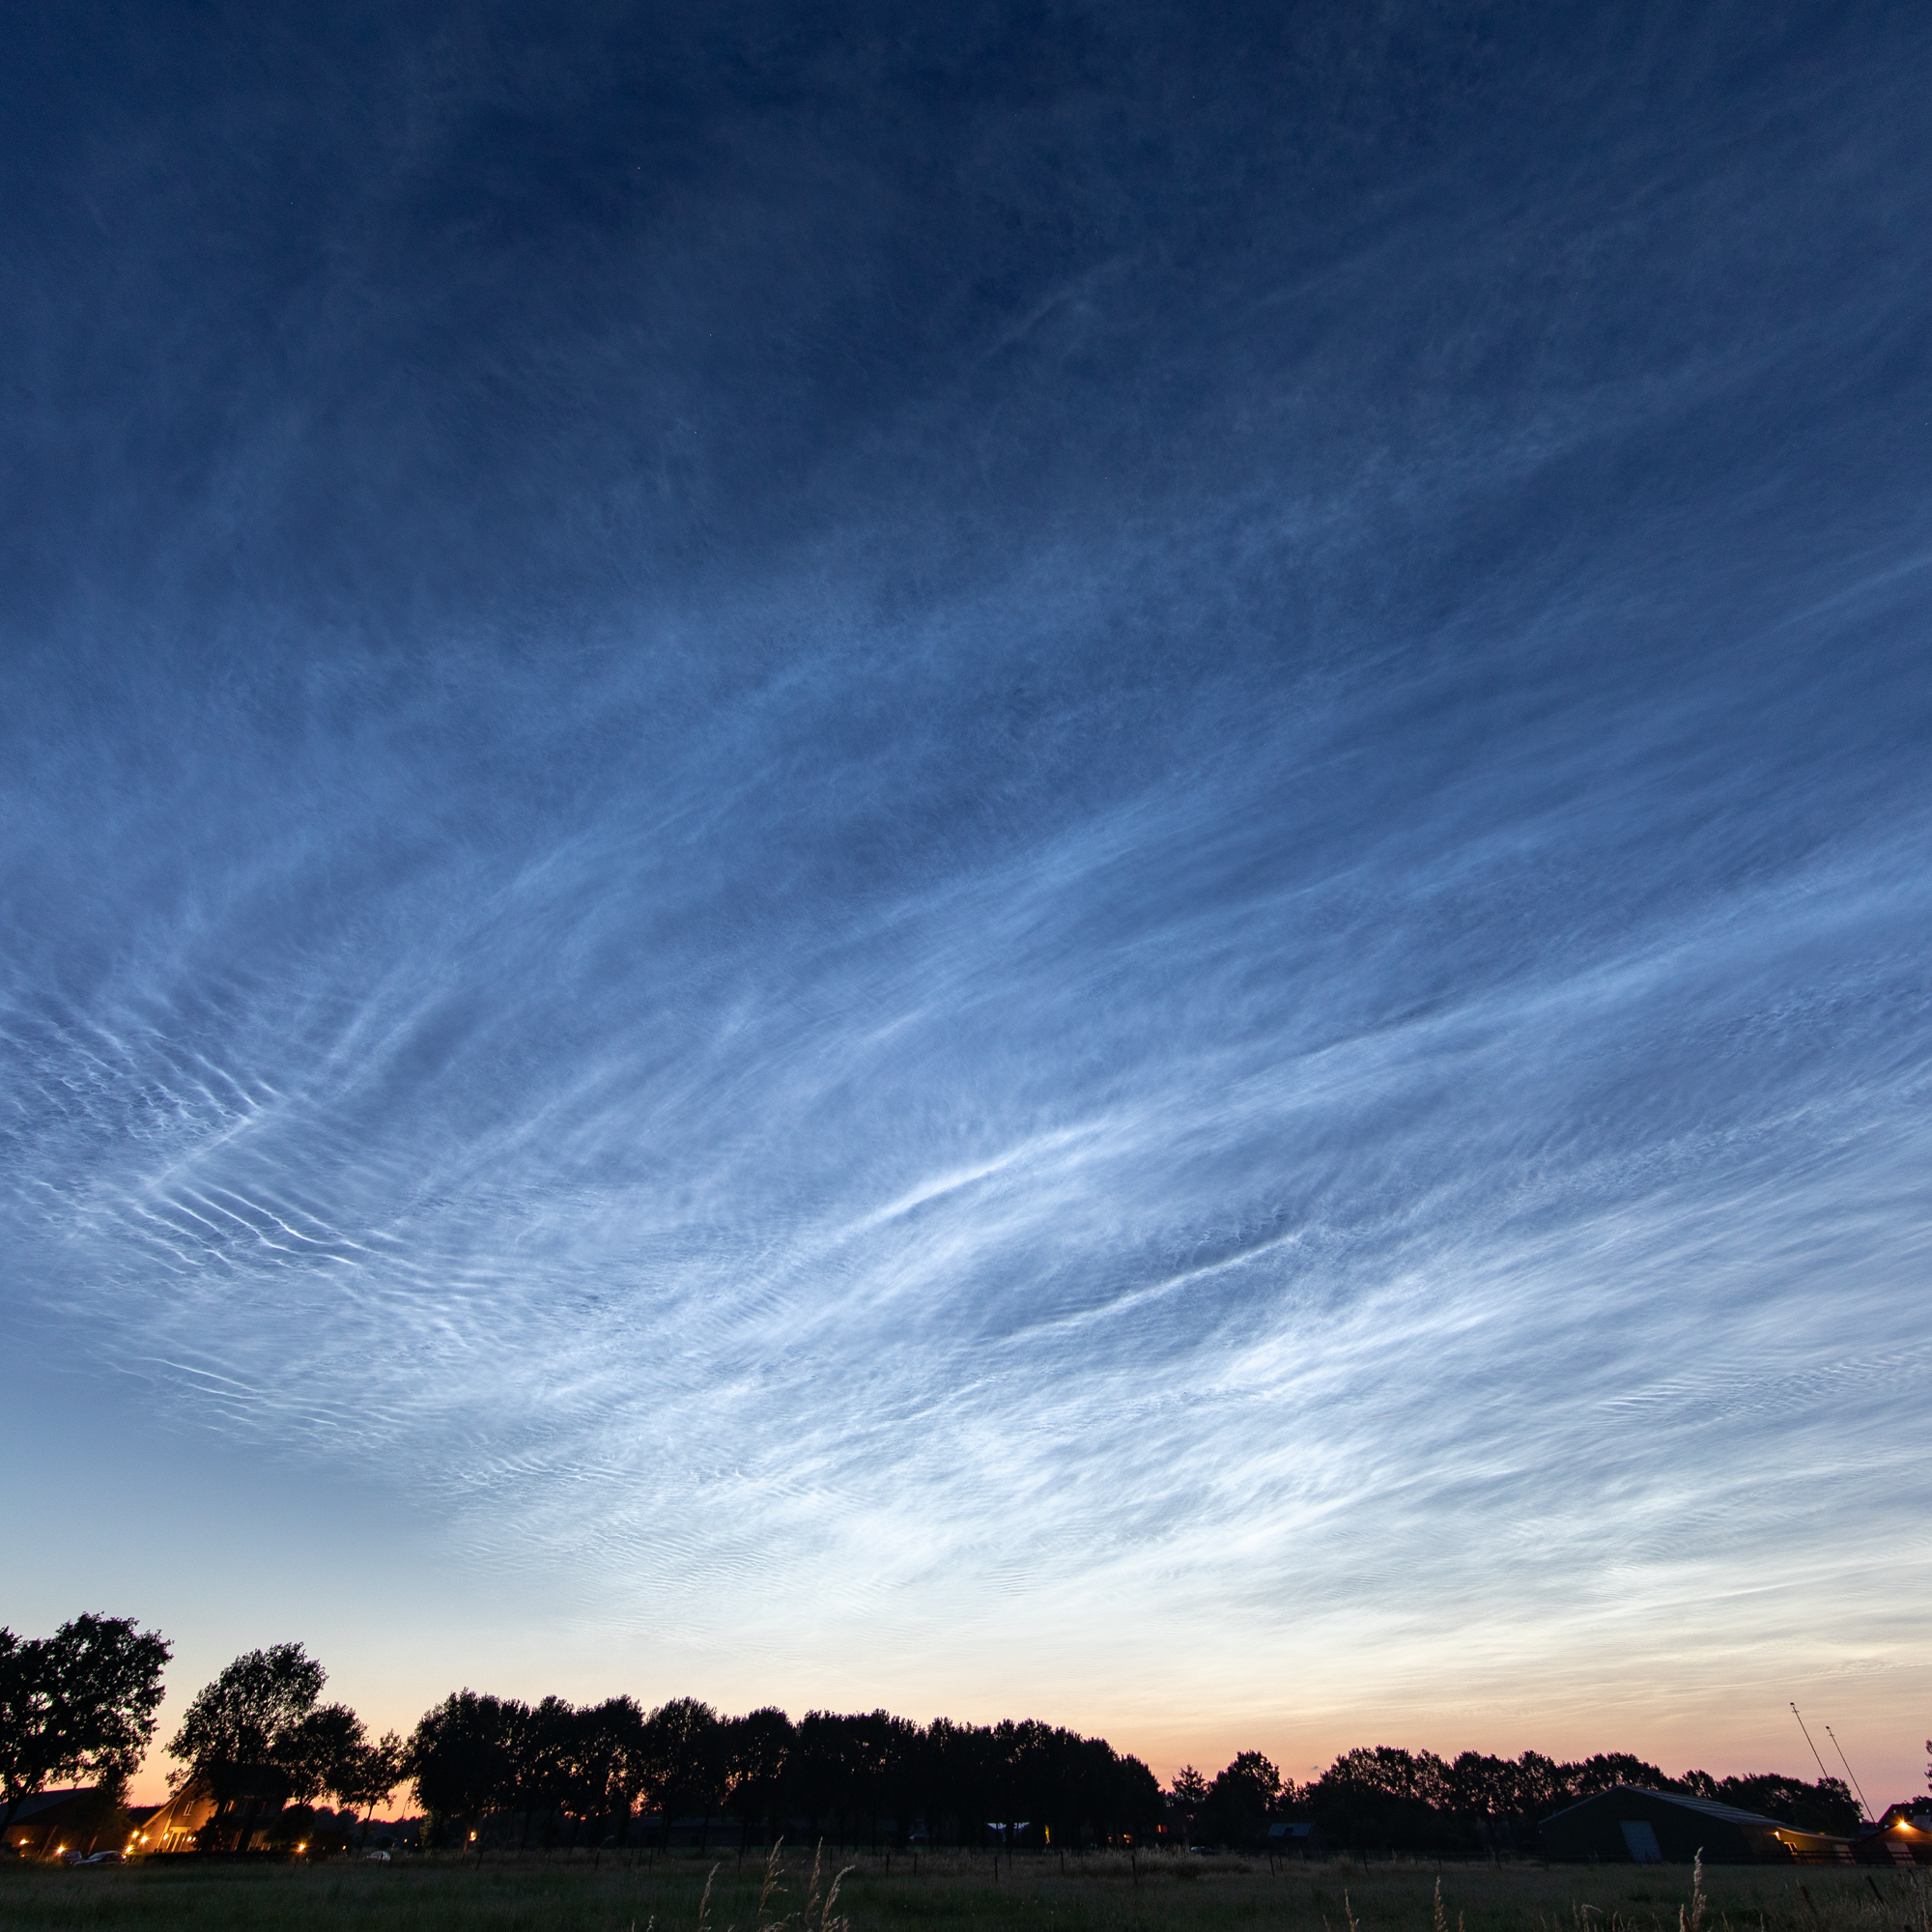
[1856,1803,1932,1866]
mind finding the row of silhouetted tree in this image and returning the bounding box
[1164,1746,1863,1855]
[406,1690,1165,1850]
[0,1617,1887,1858]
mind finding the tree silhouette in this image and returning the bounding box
[0,1615,171,1833]
[283,1703,367,1807]
[1199,1750,1281,1847]
[335,1729,408,1845]
[641,1696,721,1847]
[573,1696,649,1845]
[166,1642,328,1850]
[410,1690,526,1844]
[723,1707,794,1849]
[517,1695,580,1848]
[1169,1764,1208,1848]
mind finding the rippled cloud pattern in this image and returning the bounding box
[3,3,1929,1767]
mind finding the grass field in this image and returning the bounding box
[1,1849,1923,1932]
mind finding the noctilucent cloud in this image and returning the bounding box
[4,4,1928,1799]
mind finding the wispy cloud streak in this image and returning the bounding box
[2,0,1930,1777]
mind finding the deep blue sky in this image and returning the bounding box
[4,2,1929,1797]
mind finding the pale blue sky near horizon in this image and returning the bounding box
[3,1,1928,1804]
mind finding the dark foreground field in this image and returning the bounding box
[1,1851,1923,1932]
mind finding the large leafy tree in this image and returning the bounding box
[1113,1752,1165,1843]
[575,1696,649,1842]
[641,1696,722,1847]
[516,1695,581,1846]
[334,1729,409,1844]
[410,1690,526,1843]
[1570,1752,1670,1797]
[284,1701,371,1806]
[1199,1750,1282,1848]
[0,1614,172,1829]
[165,1641,327,1849]
[723,1707,794,1850]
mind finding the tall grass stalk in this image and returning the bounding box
[1682,1850,1707,1932]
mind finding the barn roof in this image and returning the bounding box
[1543,1785,1787,1830]
[6,1789,95,1822]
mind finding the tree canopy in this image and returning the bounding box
[165,1640,331,1848]
[0,1614,171,1828]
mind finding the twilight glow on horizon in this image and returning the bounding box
[3,3,1928,1804]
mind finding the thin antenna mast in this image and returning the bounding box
[1824,1725,1874,1824]
[1790,1703,1832,1784]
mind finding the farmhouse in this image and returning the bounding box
[1542,1785,1851,1865]
[4,1788,123,1860]
[124,1785,219,1854]
[1855,1803,1932,1866]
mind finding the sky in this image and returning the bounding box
[3,2,1929,1809]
